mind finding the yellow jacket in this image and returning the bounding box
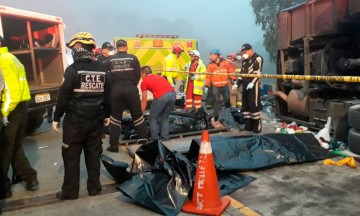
[184,59,206,95]
[162,53,183,84]
[0,47,31,117]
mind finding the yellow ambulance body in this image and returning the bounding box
[114,34,198,74]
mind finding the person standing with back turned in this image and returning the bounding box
[105,39,148,152]
[52,32,111,199]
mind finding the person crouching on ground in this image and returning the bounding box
[140,66,176,141]
[52,32,111,200]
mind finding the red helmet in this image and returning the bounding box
[172,44,184,54]
[227,53,236,59]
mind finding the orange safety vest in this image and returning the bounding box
[206,59,235,87]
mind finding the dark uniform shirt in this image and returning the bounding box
[96,54,107,66]
[53,60,111,121]
[241,53,263,87]
[105,51,140,85]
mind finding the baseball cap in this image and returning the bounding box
[116,39,127,47]
[102,42,114,51]
[240,43,252,52]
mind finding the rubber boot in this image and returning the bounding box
[108,123,121,152]
[106,145,119,153]
[244,119,253,131]
[253,119,262,134]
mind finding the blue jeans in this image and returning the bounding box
[149,91,176,140]
[212,86,230,120]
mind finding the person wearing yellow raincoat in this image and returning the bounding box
[0,36,38,199]
[162,44,185,93]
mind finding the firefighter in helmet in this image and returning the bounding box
[184,50,206,110]
[238,43,263,133]
[52,32,111,199]
[162,44,185,93]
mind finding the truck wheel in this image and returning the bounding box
[334,113,351,142]
[348,128,360,154]
[348,104,360,130]
[350,0,360,18]
[26,110,44,133]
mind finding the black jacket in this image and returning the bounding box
[54,60,111,121]
[241,53,263,86]
[105,51,140,85]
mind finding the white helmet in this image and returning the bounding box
[189,50,201,58]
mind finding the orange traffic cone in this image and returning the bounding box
[182,130,230,215]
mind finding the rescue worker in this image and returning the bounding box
[184,50,206,110]
[205,49,236,128]
[0,36,39,199]
[52,32,111,199]
[96,42,114,136]
[96,42,114,65]
[162,44,185,93]
[239,43,263,133]
[233,52,244,107]
[140,66,176,141]
[105,39,148,152]
[226,53,238,108]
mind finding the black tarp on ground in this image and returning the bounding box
[121,107,243,140]
[104,133,333,215]
[187,133,334,171]
[113,140,255,216]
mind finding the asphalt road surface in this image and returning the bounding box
[1,117,360,216]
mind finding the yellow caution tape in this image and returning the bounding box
[157,69,360,83]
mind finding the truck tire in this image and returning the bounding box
[348,128,360,154]
[350,0,360,18]
[26,109,44,133]
[348,104,360,130]
[334,113,351,142]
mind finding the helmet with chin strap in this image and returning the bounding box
[189,50,201,58]
[66,32,96,49]
[172,44,184,54]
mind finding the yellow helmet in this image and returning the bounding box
[66,32,96,48]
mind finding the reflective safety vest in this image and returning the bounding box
[162,53,183,84]
[184,59,206,95]
[206,59,235,87]
[0,47,31,117]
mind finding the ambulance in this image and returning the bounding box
[114,34,198,74]
[0,5,67,132]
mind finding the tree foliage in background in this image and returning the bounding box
[250,0,305,62]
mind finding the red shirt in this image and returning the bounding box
[141,74,174,99]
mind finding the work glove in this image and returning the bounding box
[184,63,189,70]
[2,116,9,126]
[231,84,238,90]
[103,118,110,126]
[52,121,61,133]
[190,75,196,81]
[232,80,238,90]
[204,87,208,94]
[246,82,254,90]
